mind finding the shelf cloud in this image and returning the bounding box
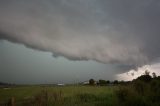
[0,0,160,72]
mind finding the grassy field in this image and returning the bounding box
[1,76,160,106]
[0,85,118,106]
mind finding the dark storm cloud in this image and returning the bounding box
[0,0,160,72]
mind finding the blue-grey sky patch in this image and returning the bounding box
[0,40,117,84]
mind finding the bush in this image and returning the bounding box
[116,86,130,101]
[133,80,147,95]
[115,77,160,106]
[113,80,118,84]
[98,80,107,86]
[136,75,152,82]
[116,86,146,106]
[89,79,95,85]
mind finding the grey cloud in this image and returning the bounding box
[0,0,160,72]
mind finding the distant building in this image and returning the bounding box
[57,83,65,86]
[83,81,89,85]
[82,81,97,85]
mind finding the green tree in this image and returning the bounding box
[106,80,110,84]
[113,80,118,84]
[152,72,157,78]
[89,79,95,85]
[99,79,107,86]
[144,70,150,75]
[136,75,152,82]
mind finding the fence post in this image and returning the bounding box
[10,97,15,106]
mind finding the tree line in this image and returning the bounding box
[88,70,159,86]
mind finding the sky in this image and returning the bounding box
[0,0,160,84]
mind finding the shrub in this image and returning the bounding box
[133,80,147,95]
[116,86,130,101]
[116,86,146,106]
[113,80,118,84]
[136,75,152,82]
[89,79,95,85]
[99,80,107,86]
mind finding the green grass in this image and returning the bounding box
[1,75,160,106]
[0,85,118,106]
[1,81,160,106]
